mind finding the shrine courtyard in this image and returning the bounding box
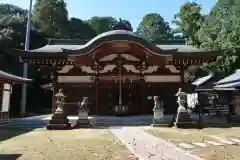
[0,127,134,160]
[1,125,240,160]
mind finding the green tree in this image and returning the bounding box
[68,18,97,39]
[173,2,204,47]
[182,0,240,81]
[196,0,238,77]
[32,0,69,38]
[0,3,47,115]
[136,13,172,41]
[85,16,117,34]
[197,0,234,51]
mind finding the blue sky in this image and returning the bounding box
[1,0,216,30]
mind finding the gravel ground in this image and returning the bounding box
[0,127,134,160]
[143,126,240,160]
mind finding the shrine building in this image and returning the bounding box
[0,70,32,126]
[12,28,218,116]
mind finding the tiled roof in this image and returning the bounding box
[192,74,214,87]
[215,69,240,85]
[214,81,240,88]
[13,30,217,56]
[0,70,32,83]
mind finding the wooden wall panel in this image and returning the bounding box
[99,86,118,115]
[143,83,182,114]
[0,83,3,111]
[60,84,96,115]
[99,83,141,115]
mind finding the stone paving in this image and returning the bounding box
[110,126,203,160]
[175,136,240,151]
[9,115,52,127]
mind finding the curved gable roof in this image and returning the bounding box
[12,30,219,57]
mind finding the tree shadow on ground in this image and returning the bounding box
[0,127,36,142]
[0,154,22,160]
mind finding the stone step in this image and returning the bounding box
[205,141,222,146]
[192,142,208,147]
[178,143,195,149]
[229,138,240,143]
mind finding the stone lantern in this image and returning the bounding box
[46,89,71,130]
[54,89,66,114]
[174,88,194,128]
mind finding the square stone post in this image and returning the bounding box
[151,96,170,127]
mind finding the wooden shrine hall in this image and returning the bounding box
[0,70,32,126]
[12,29,217,116]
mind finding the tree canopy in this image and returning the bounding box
[32,0,69,38]
[136,13,173,41]
[68,17,97,39]
[173,2,204,47]
[85,16,117,34]
[176,0,240,80]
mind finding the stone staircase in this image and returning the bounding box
[93,115,153,126]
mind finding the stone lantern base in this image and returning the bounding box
[174,106,196,128]
[75,110,91,128]
[46,113,71,130]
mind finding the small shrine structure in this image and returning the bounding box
[0,70,32,126]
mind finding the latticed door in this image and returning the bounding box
[99,83,118,115]
[62,84,96,115]
[122,83,141,115]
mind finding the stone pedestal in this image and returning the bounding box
[76,110,91,128]
[174,88,195,128]
[152,108,170,127]
[46,89,71,130]
[174,105,194,128]
[151,96,171,127]
[46,113,71,130]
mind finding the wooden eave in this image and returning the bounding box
[41,83,53,90]
[0,70,32,84]
[10,30,219,67]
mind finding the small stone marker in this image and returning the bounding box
[192,142,208,147]
[178,143,194,149]
[206,141,222,146]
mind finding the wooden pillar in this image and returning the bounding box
[95,76,99,114]
[51,89,56,114]
[140,78,145,114]
[180,68,184,83]
[0,83,3,112]
[51,67,58,114]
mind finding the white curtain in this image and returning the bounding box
[187,93,198,109]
